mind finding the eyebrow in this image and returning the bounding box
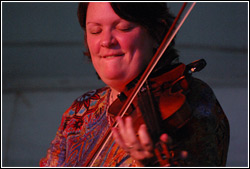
[86,22,102,26]
[86,18,128,27]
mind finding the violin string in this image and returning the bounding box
[145,82,162,138]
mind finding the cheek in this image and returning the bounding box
[87,35,99,56]
[123,32,154,65]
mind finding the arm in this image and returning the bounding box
[39,110,69,167]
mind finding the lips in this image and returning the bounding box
[102,53,125,58]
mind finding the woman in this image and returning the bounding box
[40,2,230,167]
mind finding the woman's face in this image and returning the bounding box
[86,2,156,91]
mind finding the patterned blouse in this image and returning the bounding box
[40,66,230,167]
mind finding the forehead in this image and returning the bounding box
[86,2,120,22]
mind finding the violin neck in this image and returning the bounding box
[137,81,164,143]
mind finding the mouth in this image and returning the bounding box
[102,53,125,58]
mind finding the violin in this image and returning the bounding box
[108,59,206,166]
[86,2,204,166]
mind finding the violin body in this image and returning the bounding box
[108,63,192,140]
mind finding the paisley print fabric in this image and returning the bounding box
[40,78,229,167]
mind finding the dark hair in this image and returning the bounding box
[77,2,179,69]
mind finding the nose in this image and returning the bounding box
[100,31,117,48]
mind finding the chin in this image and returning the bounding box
[101,77,129,92]
[100,71,138,89]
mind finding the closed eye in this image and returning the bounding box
[88,27,102,35]
[116,22,136,32]
[118,27,133,32]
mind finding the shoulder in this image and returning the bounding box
[187,78,221,119]
[56,86,110,135]
[183,78,230,166]
[62,86,110,118]
[187,77,217,106]
[187,77,227,126]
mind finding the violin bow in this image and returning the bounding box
[86,2,196,166]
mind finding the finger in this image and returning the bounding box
[161,141,171,159]
[112,127,127,149]
[116,116,126,136]
[138,124,153,153]
[163,163,171,167]
[180,150,188,159]
[124,116,138,146]
[160,133,173,145]
[160,133,169,143]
